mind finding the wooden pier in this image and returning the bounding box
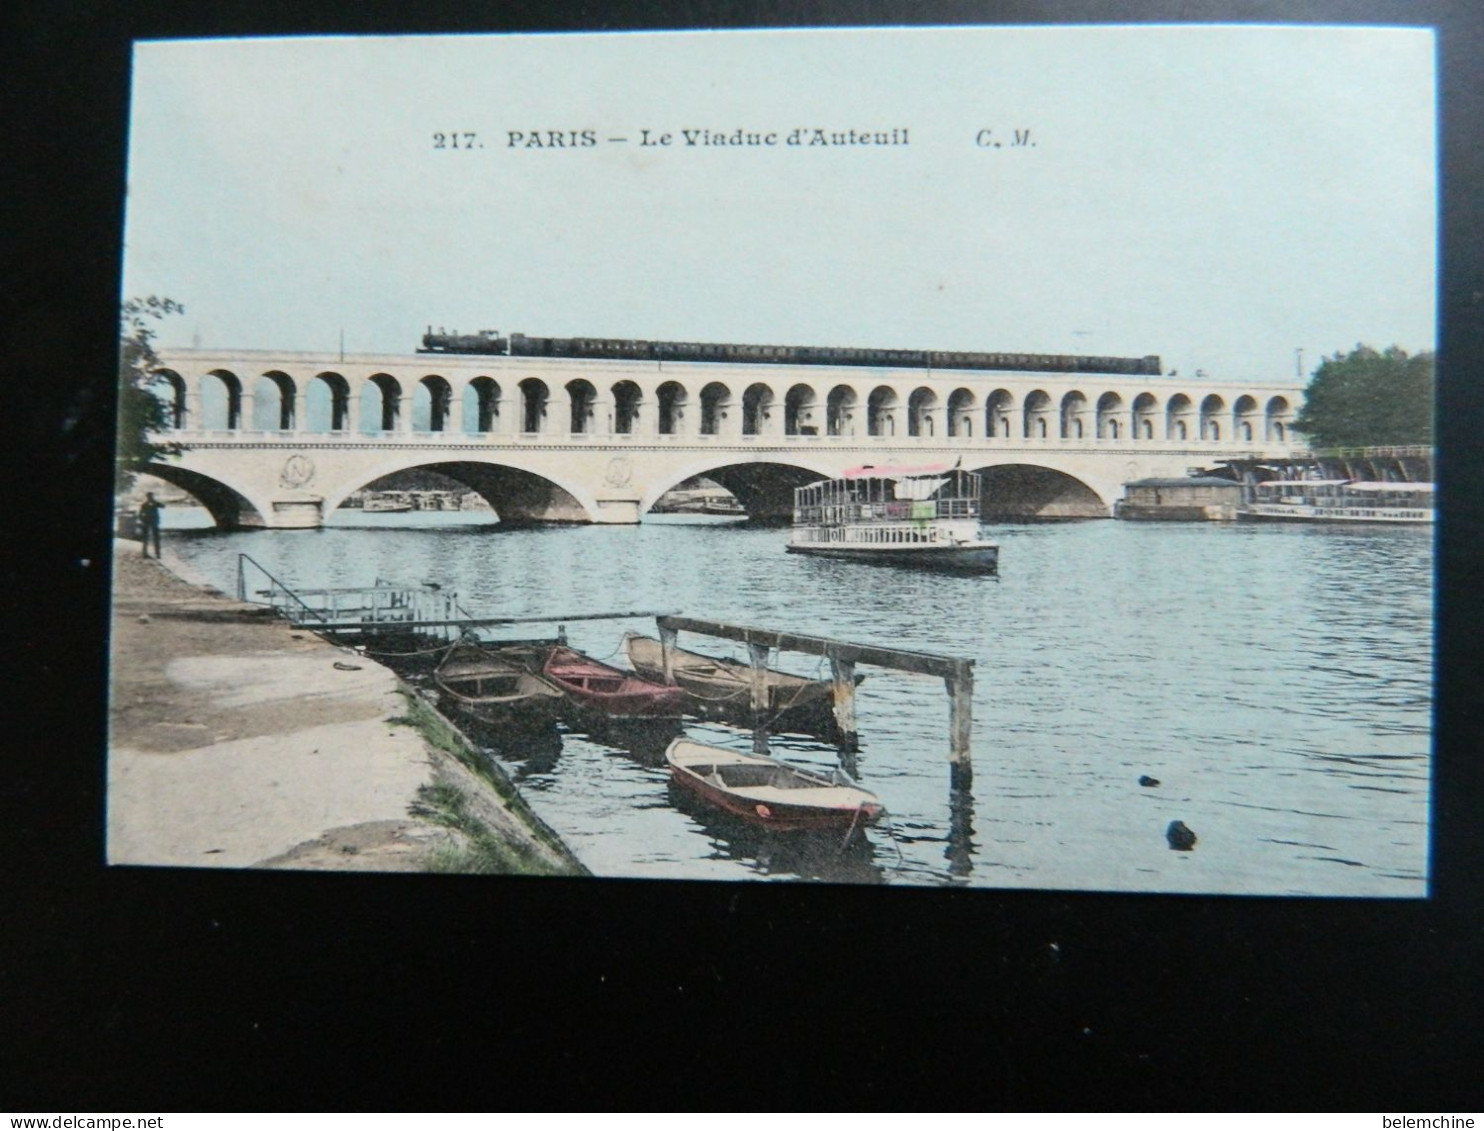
[655,615,976,790]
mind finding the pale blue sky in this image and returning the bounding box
[124,25,1436,384]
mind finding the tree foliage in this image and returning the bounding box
[117,296,185,489]
[1293,344,1434,449]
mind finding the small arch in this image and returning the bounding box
[566,378,597,435]
[361,373,402,432]
[1266,395,1293,443]
[519,377,550,434]
[1096,391,1124,440]
[1060,390,1089,440]
[1131,392,1159,441]
[613,380,643,434]
[867,385,899,437]
[826,384,859,436]
[253,371,297,431]
[946,387,976,438]
[1233,394,1260,446]
[305,371,352,433]
[742,383,774,436]
[464,377,501,433]
[198,370,246,431]
[699,381,731,436]
[153,369,187,429]
[1166,393,1194,441]
[907,386,938,437]
[984,389,1014,438]
[784,384,817,435]
[657,380,688,435]
[1199,394,1226,441]
[1023,390,1053,439]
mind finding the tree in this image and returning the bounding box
[116,296,185,490]
[1292,344,1434,449]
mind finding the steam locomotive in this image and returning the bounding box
[418,327,1162,377]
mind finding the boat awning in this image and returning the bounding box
[1346,481,1434,492]
[839,462,959,479]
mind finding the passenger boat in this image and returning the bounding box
[621,633,852,732]
[787,463,998,572]
[363,496,413,513]
[1241,480,1434,524]
[537,644,688,720]
[664,738,884,833]
[432,642,566,726]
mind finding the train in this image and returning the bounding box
[418,327,1163,377]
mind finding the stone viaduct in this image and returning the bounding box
[145,346,1305,528]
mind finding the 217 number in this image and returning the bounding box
[433,132,480,149]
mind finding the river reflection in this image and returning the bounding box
[159,509,1433,894]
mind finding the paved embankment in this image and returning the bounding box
[107,541,585,875]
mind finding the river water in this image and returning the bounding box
[157,508,1433,895]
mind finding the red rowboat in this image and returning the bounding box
[539,644,687,719]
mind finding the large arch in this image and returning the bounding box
[639,457,835,522]
[140,461,269,529]
[971,463,1109,519]
[327,458,598,524]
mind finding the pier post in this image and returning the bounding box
[830,657,858,753]
[748,642,771,754]
[658,624,678,685]
[946,666,973,791]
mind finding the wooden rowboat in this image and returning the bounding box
[433,642,566,726]
[665,737,883,833]
[622,634,858,733]
[538,644,687,720]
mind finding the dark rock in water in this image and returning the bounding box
[1166,820,1197,851]
[1139,775,1160,787]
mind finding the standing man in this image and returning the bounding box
[138,491,164,558]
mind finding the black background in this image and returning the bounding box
[7,1,1482,1111]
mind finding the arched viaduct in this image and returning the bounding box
[145,347,1304,528]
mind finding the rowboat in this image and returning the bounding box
[665,737,884,832]
[621,633,853,732]
[538,644,688,720]
[432,642,566,726]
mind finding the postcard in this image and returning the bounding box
[110,25,1435,892]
